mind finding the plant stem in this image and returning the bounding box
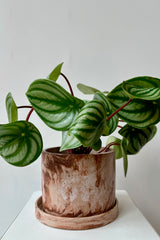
[98,142,120,153]
[106,99,132,122]
[60,72,74,96]
[17,106,33,109]
[26,108,34,121]
[119,119,124,122]
[17,105,34,122]
[68,149,73,154]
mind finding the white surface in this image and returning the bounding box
[1,190,160,240]
[0,0,160,237]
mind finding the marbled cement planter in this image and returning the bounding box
[35,147,118,230]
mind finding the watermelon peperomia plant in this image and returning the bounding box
[0,63,160,176]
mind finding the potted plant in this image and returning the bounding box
[0,63,159,230]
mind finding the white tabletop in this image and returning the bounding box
[1,190,160,240]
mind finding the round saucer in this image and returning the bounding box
[35,196,118,230]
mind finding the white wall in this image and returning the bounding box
[0,0,160,237]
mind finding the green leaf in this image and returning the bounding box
[107,83,160,128]
[77,83,101,94]
[119,124,157,155]
[47,62,63,81]
[68,99,106,148]
[0,121,43,166]
[93,91,108,103]
[103,114,118,136]
[91,138,102,151]
[5,92,18,123]
[106,136,122,159]
[103,91,109,94]
[93,92,118,135]
[83,100,89,105]
[26,79,84,131]
[121,137,128,177]
[60,131,81,152]
[123,77,160,100]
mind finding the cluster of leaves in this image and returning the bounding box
[0,63,159,176]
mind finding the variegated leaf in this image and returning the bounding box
[119,124,157,155]
[91,138,102,151]
[60,131,81,152]
[94,92,118,135]
[107,83,160,128]
[68,99,106,149]
[123,77,160,100]
[0,121,43,166]
[26,79,84,131]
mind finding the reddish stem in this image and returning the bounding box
[118,125,123,128]
[17,106,33,109]
[68,149,73,154]
[106,99,132,122]
[60,72,74,96]
[98,142,120,153]
[26,108,34,121]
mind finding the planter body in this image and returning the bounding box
[41,147,116,219]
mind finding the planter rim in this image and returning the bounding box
[42,147,115,156]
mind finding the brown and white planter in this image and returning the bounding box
[35,147,118,230]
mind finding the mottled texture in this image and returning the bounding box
[35,196,118,230]
[41,147,116,219]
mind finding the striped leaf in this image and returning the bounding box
[107,83,160,128]
[60,131,81,151]
[68,99,106,149]
[47,62,63,81]
[92,138,102,151]
[0,121,43,166]
[26,79,84,131]
[119,124,157,155]
[94,92,118,135]
[5,92,18,123]
[123,76,160,100]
